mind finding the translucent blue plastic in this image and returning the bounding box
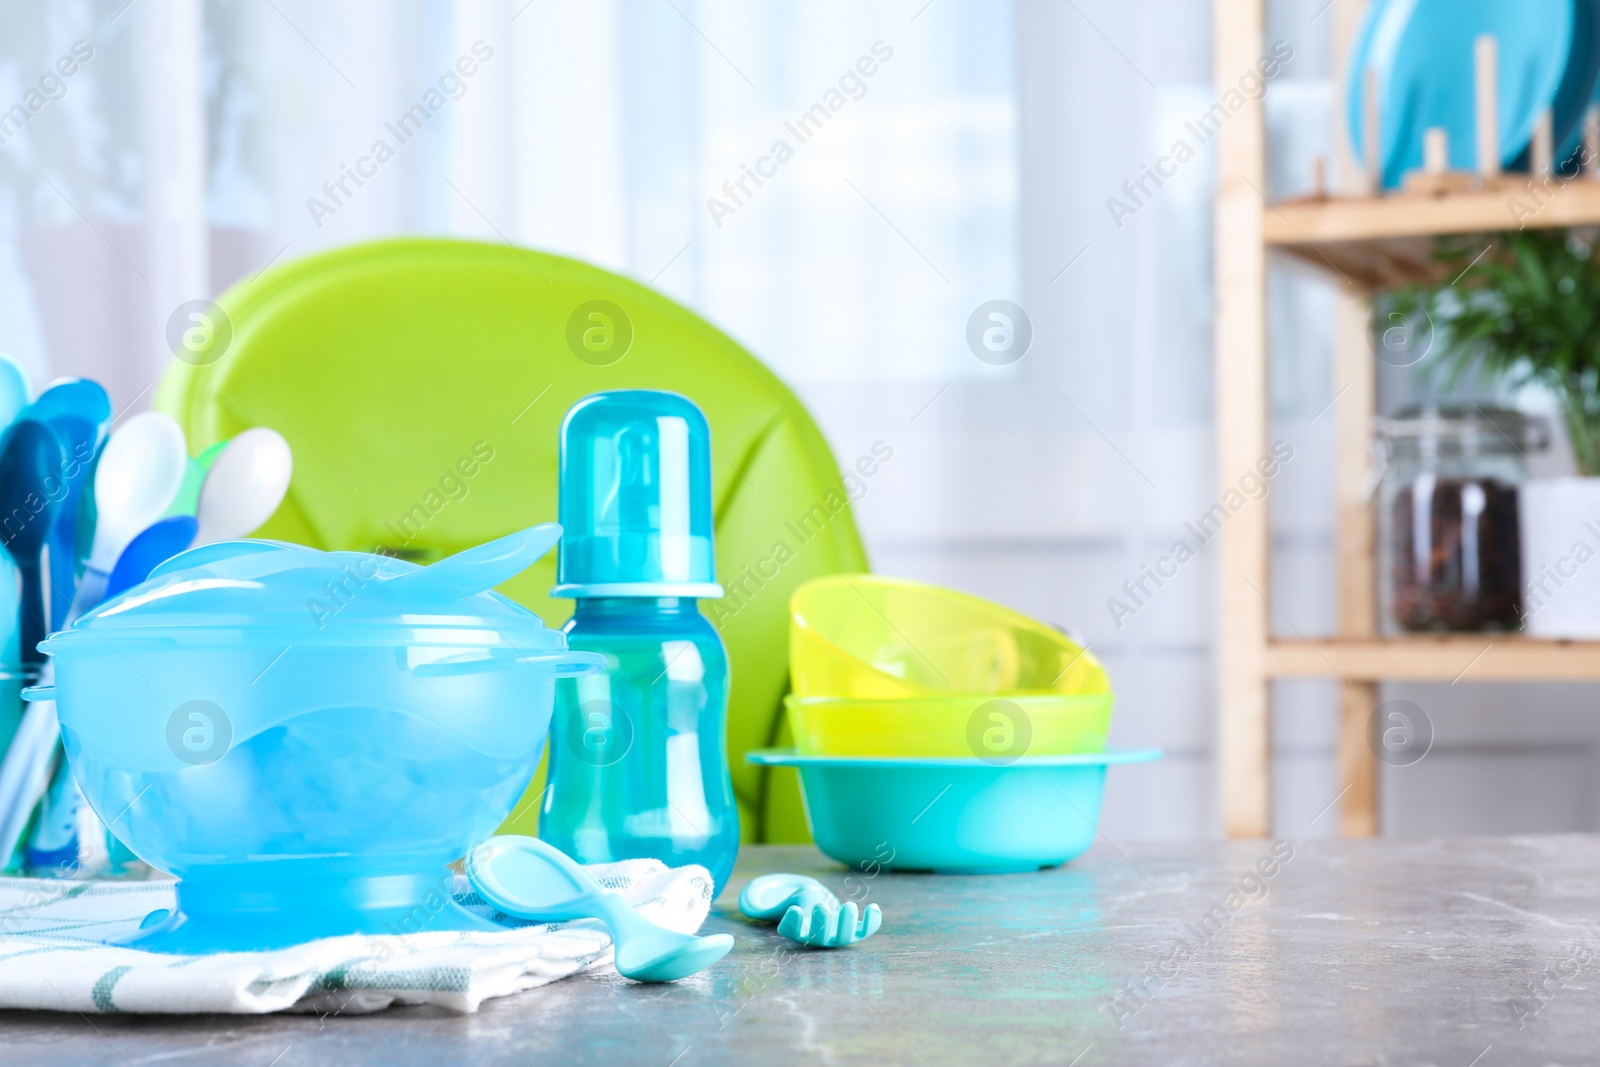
[554,390,721,598]
[541,596,739,894]
[27,525,603,953]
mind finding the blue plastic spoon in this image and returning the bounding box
[104,515,198,601]
[739,873,881,948]
[0,420,68,667]
[5,388,105,873]
[466,835,734,983]
[40,413,100,630]
[25,379,110,629]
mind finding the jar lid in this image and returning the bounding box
[1376,405,1549,450]
[45,539,568,648]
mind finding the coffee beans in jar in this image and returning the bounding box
[1376,408,1547,633]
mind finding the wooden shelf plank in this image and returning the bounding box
[1267,181,1600,243]
[1266,637,1600,682]
[1264,180,1600,289]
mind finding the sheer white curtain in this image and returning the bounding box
[1,0,1015,390]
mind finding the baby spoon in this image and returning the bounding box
[103,515,199,600]
[467,835,733,982]
[25,379,110,629]
[70,412,187,616]
[0,420,67,664]
[193,427,292,546]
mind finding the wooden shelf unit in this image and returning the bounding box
[1213,0,1600,838]
[1267,638,1600,682]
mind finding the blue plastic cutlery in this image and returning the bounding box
[739,873,881,948]
[467,835,733,982]
[0,419,73,871]
[0,419,68,669]
[25,379,110,630]
[6,383,110,873]
[103,516,198,601]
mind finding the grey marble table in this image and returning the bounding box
[3,836,1599,1066]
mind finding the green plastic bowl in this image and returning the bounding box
[789,574,1109,698]
[747,748,1160,874]
[784,693,1112,758]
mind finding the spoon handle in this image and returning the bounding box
[590,888,677,947]
[47,522,75,632]
[18,559,45,665]
[67,566,108,623]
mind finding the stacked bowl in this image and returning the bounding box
[750,575,1157,874]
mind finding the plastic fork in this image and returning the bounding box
[738,873,881,948]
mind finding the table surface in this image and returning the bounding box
[4,835,1600,1066]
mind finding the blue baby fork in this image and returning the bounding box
[738,873,881,948]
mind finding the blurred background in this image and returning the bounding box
[3,0,1595,841]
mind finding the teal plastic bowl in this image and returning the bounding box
[748,748,1160,874]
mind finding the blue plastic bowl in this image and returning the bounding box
[748,748,1160,874]
[29,534,602,953]
[1345,0,1578,188]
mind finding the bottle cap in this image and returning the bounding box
[553,390,722,598]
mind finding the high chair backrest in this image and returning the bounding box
[156,237,868,843]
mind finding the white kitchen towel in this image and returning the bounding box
[0,858,716,1015]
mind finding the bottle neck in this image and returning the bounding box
[571,596,699,621]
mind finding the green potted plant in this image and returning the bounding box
[1384,228,1600,637]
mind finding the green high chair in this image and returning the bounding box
[155,237,868,844]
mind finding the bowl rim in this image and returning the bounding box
[788,573,1108,693]
[745,746,1160,768]
[784,692,1113,708]
[39,620,574,652]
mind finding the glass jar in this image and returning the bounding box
[1376,406,1547,633]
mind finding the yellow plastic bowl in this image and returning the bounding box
[790,574,1108,698]
[785,694,1113,758]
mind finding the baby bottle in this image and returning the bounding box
[540,390,739,893]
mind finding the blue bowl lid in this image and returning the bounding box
[45,539,568,649]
